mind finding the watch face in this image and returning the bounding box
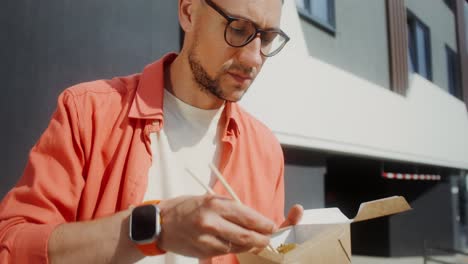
[130,205,157,242]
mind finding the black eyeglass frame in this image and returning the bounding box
[205,0,290,57]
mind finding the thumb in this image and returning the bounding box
[279,204,304,228]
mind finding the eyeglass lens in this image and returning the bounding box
[225,19,287,57]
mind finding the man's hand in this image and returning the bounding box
[157,195,278,259]
[279,204,304,228]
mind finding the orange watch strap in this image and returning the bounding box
[135,200,166,256]
[141,200,161,206]
[136,241,166,256]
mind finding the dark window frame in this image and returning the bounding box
[296,0,336,35]
[407,11,433,81]
[444,0,455,11]
[465,0,468,52]
[446,45,462,99]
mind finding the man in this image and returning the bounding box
[0,0,303,263]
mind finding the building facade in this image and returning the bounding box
[240,0,468,257]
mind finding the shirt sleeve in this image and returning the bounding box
[0,90,85,263]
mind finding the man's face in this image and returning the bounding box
[187,0,283,102]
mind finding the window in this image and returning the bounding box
[407,12,432,81]
[446,46,461,99]
[296,0,335,33]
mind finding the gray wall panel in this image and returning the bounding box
[389,180,454,256]
[298,0,391,89]
[283,148,327,215]
[284,165,325,213]
[0,0,180,198]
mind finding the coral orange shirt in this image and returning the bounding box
[0,53,285,264]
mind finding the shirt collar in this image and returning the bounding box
[128,52,241,137]
[224,102,241,138]
[128,52,177,120]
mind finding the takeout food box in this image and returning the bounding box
[237,196,412,264]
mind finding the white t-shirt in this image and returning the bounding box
[136,88,225,264]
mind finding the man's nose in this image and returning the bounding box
[236,36,263,71]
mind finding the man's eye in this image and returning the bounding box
[231,27,247,36]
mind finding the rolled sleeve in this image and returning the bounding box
[1,222,59,263]
[0,90,85,263]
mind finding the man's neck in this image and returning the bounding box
[165,54,225,110]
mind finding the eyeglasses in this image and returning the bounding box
[205,0,290,57]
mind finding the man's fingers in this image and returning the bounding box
[288,204,304,225]
[158,195,281,258]
[208,215,272,250]
[195,234,233,257]
[194,234,252,257]
[248,246,264,254]
[210,199,277,234]
[280,204,304,228]
[195,197,277,254]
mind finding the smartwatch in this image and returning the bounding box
[129,201,166,256]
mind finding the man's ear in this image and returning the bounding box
[179,0,195,33]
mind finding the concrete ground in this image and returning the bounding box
[352,255,467,264]
[352,256,423,264]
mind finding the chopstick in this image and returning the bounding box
[187,163,278,254]
[186,168,216,195]
[208,163,241,204]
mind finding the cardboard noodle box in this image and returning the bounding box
[237,196,412,264]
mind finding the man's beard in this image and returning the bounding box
[188,48,254,103]
[188,52,228,101]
